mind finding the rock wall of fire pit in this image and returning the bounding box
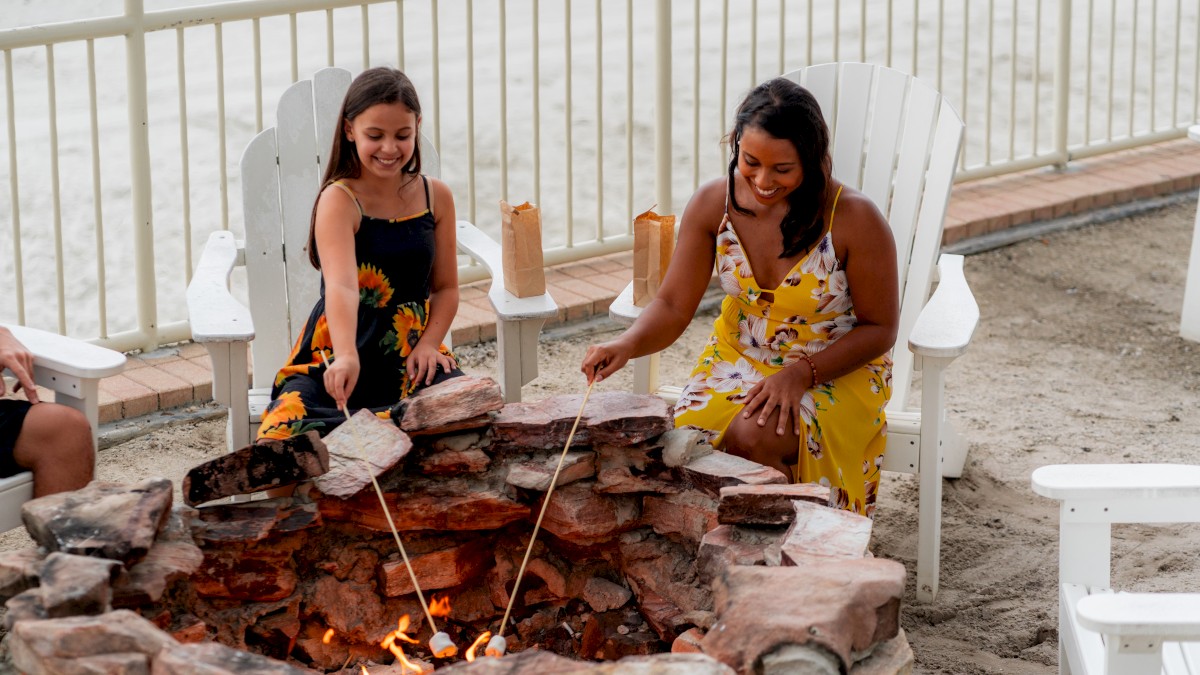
[0,377,914,675]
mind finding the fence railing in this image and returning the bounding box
[1,0,1197,352]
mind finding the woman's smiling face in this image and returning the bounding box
[344,102,419,179]
[737,124,804,205]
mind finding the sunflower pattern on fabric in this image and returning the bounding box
[674,198,892,517]
[256,177,463,442]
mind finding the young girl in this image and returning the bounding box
[258,67,462,441]
[581,78,899,516]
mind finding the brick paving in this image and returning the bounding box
[57,136,1200,425]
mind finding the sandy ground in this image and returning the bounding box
[5,197,1200,673]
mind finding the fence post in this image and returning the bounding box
[1052,0,1072,168]
[655,0,672,214]
[125,0,158,351]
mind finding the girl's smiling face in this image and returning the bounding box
[737,124,804,205]
[344,102,419,179]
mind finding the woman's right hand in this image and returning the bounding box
[324,352,360,409]
[580,340,634,384]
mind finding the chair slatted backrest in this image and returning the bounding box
[241,67,441,389]
[782,63,964,410]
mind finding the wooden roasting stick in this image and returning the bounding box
[486,379,597,658]
[319,352,457,659]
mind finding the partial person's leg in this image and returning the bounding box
[723,407,800,480]
[12,402,94,497]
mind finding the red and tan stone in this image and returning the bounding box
[318,483,530,532]
[701,561,905,674]
[395,375,505,435]
[378,538,492,597]
[492,392,673,450]
[780,500,874,565]
[9,610,178,673]
[680,452,788,497]
[316,410,413,498]
[642,492,719,548]
[697,524,788,585]
[506,450,595,491]
[717,483,831,526]
[183,433,328,506]
[540,482,641,544]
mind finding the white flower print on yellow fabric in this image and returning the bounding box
[705,357,763,393]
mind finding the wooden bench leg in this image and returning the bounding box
[496,318,545,403]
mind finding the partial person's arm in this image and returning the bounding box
[581,178,725,382]
[0,326,39,404]
[313,185,365,408]
[409,177,460,385]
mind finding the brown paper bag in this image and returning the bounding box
[632,208,676,307]
[500,200,547,298]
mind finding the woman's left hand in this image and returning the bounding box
[739,365,813,436]
[406,343,457,386]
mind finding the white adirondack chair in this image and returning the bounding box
[1177,125,1200,341]
[610,63,975,602]
[187,67,556,452]
[0,323,126,531]
[1032,464,1200,675]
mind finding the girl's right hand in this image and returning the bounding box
[580,340,633,384]
[324,353,360,409]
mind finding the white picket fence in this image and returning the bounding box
[1,0,1197,351]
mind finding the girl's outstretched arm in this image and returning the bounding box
[313,184,364,407]
[409,176,460,386]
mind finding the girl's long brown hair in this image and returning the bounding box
[307,67,423,269]
[726,78,833,259]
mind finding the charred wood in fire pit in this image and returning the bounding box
[679,451,788,498]
[492,392,673,450]
[392,375,505,435]
[315,410,413,498]
[779,501,874,565]
[716,483,832,526]
[183,432,329,506]
[505,450,594,491]
[702,562,905,674]
[21,478,174,566]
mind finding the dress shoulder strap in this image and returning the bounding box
[826,185,845,227]
[421,175,435,217]
[723,174,732,216]
[328,180,364,217]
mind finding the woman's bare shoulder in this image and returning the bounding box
[681,176,729,228]
[833,186,889,233]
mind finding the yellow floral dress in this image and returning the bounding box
[674,187,892,516]
[257,177,460,440]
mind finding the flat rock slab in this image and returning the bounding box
[396,375,505,435]
[717,483,831,526]
[191,499,321,545]
[154,641,313,674]
[378,538,492,597]
[702,561,905,674]
[492,392,673,450]
[437,649,734,674]
[541,482,641,544]
[9,609,179,671]
[681,452,788,497]
[0,548,44,601]
[37,552,122,619]
[315,410,413,498]
[22,478,174,566]
[697,525,786,585]
[319,488,530,532]
[506,451,595,491]
[780,501,874,564]
[183,432,328,506]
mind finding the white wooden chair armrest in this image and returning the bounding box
[455,221,557,321]
[907,253,978,359]
[187,231,255,343]
[608,282,640,326]
[1032,464,1200,504]
[1077,592,1200,642]
[4,324,126,381]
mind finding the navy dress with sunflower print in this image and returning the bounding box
[257,176,462,441]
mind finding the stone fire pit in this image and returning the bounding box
[0,377,913,674]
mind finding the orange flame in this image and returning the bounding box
[322,628,335,645]
[465,631,491,662]
[429,595,452,618]
[381,615,419,649]
[360,667,370,675]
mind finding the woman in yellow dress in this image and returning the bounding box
[581,78,898,517]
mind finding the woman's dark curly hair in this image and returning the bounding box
[727,77,833,259]
[308,67,423,269]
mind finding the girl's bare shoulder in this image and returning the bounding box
[681,177,729,230]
